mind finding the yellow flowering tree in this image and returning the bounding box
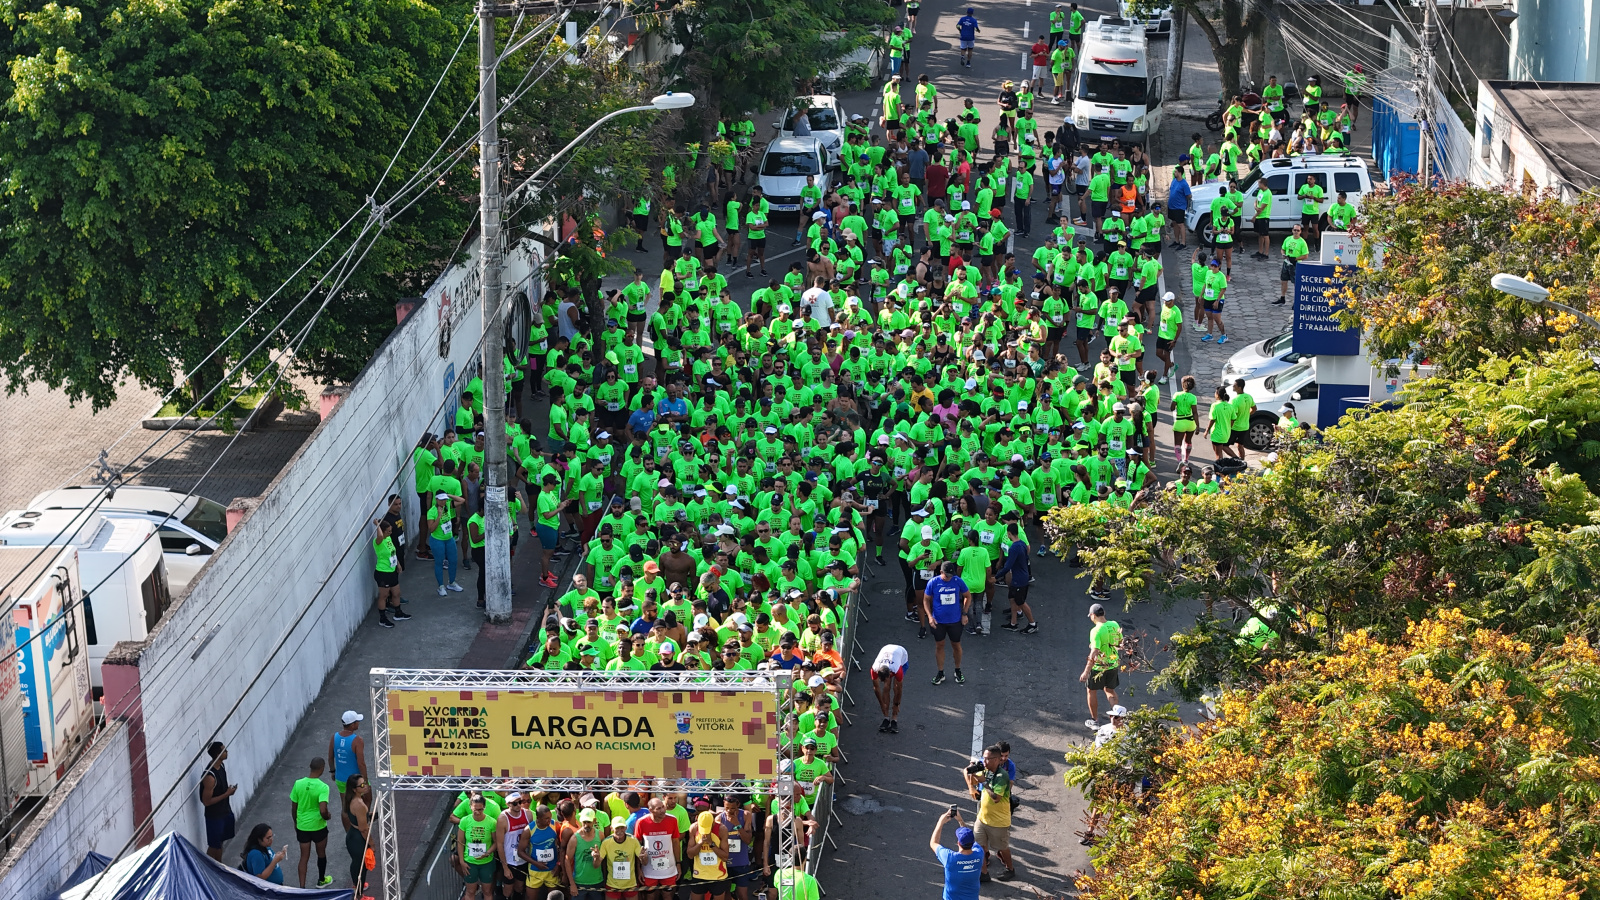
[1345,183,1600,375]
[1068,609,1600,899]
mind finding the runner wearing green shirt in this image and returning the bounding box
[1251,182,1274,260]
[1297,174,1325,245]
[1170,375,1199,465]
[1081,602,1122,726]
[535,473,570,589]
[1277,224,1310,305]
[457,795,497,893]
[1155,292,1183,382]
[289,760,333,887]
[1327,190,1357,231]
[1086,164,1111,230]
[1205,385,1237,459]
[1230,378,1256,457]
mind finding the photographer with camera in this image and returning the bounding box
[963,744,1016,881]
[929,806,984,900]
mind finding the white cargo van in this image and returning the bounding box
[26,485,227,595]
[1070,17,1163,146]
[0,511,170,691]
[0,545,94,800]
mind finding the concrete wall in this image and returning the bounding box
[1510,0,1600,82]
[1266,1,1511,104]
[0,232,547,899]
[0,724,134,899]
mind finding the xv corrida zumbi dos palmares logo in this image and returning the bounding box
[385,688,779,781]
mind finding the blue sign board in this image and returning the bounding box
[1292,263,1360,356]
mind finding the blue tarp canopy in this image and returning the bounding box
[57,833,348,900]
[47,851,112,900]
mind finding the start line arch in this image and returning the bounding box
[368,668,800,900]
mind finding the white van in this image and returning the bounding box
[0,545,95,799]
[1070,17,1163,145]
[758,137,832,214]
[26,485,226,595]
[0,511,171,691]
[1185,154,1374,245]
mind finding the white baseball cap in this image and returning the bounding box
[342,711,364,725]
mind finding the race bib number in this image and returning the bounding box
[441,520,453,536]
[727,838,742,854]
[588,500,602,512]
[865,499,879,511]
[720,322,732,332]
[893,466,907,478]
[980,531,995,544]
[468,841,488,859]
[612,860,633,881]
[919,569,934,581]
[623,363,638,375]
[536,849,556,864]
[601,575,615,587]
[607,402,623,411]
[538,340,548,351]
[939,590,956,606]
[1051,314,1064,324]
[699,851,719,866]
[1041,492,1056,505]
[389,553,398,569]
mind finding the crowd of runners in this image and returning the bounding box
[312,4,1365,899]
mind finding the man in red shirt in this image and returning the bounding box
[1030,38,1050,94]
[633,798,681,900]
[925,151,950,207]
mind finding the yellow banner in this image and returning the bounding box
[385,688,779,781]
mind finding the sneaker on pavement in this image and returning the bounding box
[998,869,1017,881]
[447,582,464,592]
[1201,334,1214,342]
[917,626,928,640]
[319,877,334,887]
[379,616,395,629]
[878,718,890,733]
[393,609,413,620]
[1001,621,1019,631]
[875,555,887,566]
[1022,622,1039,634]
[904,611,920,622]
[1273,297,1287,305]
[888,719,899,733]
[1218,335,1229,344]
[932,671,946,685]
[954,670,966,684]
[436,585,447,597]
[1086,718,1100,729]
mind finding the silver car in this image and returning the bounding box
[1218,329,1311,386]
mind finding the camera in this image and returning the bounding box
[964,761,985,775]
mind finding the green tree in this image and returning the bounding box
[1066,609,1600,899]
[663,0,891,182]
[1127,0,1268,101]
[1345,182,1600,375]
[0,0,478,410]
[1044,350,1600,699]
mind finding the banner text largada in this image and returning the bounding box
[386,688,778,781]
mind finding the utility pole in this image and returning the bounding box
[1416,0,1437,184]
[479,2,514,623]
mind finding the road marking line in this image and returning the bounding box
[970,704,986,759]
[1021,52,1028,71]
[1023,21,1030,37]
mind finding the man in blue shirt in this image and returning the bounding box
[626,405,655,441]
[654,382,689,425]
[994,521,1038,634]
[922,561,971,684]
[957,8,980,67]
[930,810,985,900]
[1166,164,1193,249]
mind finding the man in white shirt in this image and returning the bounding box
[801,277,834,328]
[871,644,910,733]
[1092,705,1128,747]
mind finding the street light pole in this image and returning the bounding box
[480,2,513,623]
[1492,272,1600,334]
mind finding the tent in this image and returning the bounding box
[58,832,349,900]
[47,852,112,900]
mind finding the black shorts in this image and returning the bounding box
[1046,326,1065,341]
[687,879,728,896]
[627,311,647,323]
[701,242,720,259]
[1167,209,1186,224]
[1231,428,1250,445]
[750,236,766,248]
[633,214,649,232]
[1280,260,1297,282]
[1205,299,1226,313]
[1254,217,1270,236]
[930,621,964,642]
[1076,325,1094,342]
[1089,199,1107,220]
[1301,213,1318,228]
[1007,584,1030,605]
[1087,668,1119,690]
[1074,183,1087,197]
[206,812,236,850]
[375,569,400,588]
[1136,285,1157,305]
[296,827,329,845]
[1156,336,1174,350]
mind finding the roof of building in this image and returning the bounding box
[1484,80,1600,193]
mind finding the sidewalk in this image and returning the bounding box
[226,464,571,892]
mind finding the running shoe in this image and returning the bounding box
[917,626,928,639]
[1001,621,1019,631]
[1218,335,1229,344]
[888,719,899,733]
[436,585,447,597]
[904,611,920,622]
[875,554,886,566]
[379,616,395,629]
[931,671,946,685]
[878,718,891,733]
[1200,334,1214,342]
[319,877,334,887]
[447,582,464,593]
[954,670,966,684]
[1022,623,1039,634]
[1273,297,1287,305]
[393,609,413,621]
[540,573,558,588]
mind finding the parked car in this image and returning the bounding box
[1186,154,1373,246]
[25,485,227,595]
[1118,0,1173,35]
[774,94,847,167]
[758,137,831,214]
[1219,329,1312,386]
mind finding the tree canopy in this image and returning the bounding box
[0,0,478,408]
[1346,182,1600,375]
[1068,609,1600,899]
[1044,349,1600,700]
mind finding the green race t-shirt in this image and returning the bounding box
[1090,620,1122,671]
[290,776,330,831]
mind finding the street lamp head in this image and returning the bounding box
[651,92,696,110]
[1491,272,1550,303]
